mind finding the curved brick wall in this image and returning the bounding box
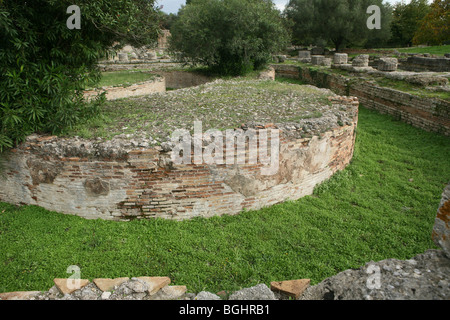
[0,98,358,221]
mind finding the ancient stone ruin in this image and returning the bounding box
[0,91,359,221]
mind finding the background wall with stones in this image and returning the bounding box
[0,98,358,221]
[84,76,166,101]
[273,64,450,136]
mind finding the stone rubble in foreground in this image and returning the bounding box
[0,248,448,300]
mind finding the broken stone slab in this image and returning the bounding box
[136,276,171,295]
[150,285,187,300]
[0,291,41,300]
[195,291,222,300]
[322,58,332,67]
[333,53,348,65]
[228,284,277,300]
[377,57,398,72]
[433,183,450,258]
[352,54,369,67]
[258,66,275,81]
[270,279,311,299]
[93,277,130,292]
[300,249,450,300]
[53,278,90,295]
[118,53,128,62]
[311,55,325,65]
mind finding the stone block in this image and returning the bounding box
[151,285,187,300]
[322,58,332,67]
[270,279,311,299]
[433,183,450,258]
[147,51,157,60]
[298,50,311,59]
[377,57,398,72]
[93,277,129,292]
[311,55,325,65]
[136,276,171,295]
[118,53,128,62]
[258,67,275,81]
[0,291,41,300]
[228,284,277,300]
[333,53,348,65]
[352,54,369,67]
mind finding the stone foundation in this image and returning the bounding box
[0,98,358,221]
[84,76,166,100]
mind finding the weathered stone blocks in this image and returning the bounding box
[377,57,398,72]
[352,54,369,67]
[298,50,311,63]
[311,55,325,65]
[433,183,450,258]
[118,53,128,62]
[333,53,348,65]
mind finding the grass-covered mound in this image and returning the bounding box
[67,78,337,142]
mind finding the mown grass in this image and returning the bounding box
[395,45,450,56]
[1,106,448,294]
[89,70,156,89]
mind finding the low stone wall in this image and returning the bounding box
[273,64,450,136]
[84,76,166,100]
[0,98,358,221]
[400,56,450,72]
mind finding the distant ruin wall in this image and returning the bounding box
[400,56,450,72]
[84,76,166,101]
[0,99,358,221]
[273,64,450,136]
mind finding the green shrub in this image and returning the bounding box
[169,0,289,76]
[0,0,160,151]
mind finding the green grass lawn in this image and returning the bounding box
[395,45,450,56]
[0,106,449,295]
[89,70,156,89]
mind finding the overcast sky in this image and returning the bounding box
[157,0,408,14]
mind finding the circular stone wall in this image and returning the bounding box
[0,82,359,221]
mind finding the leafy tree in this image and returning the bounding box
[0,0,160,151]
[169,0,289,76]
[284,0,391,51]
[157,10,178,31]
[413,0,449,45]
[389,0,431,47]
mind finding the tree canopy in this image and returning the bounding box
[390,0,431,47]
[169,0,289,76]
[284,0,392,51]
[0,0,160,151]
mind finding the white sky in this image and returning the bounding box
[157,0,409,14]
